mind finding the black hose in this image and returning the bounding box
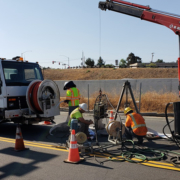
[165,103,174,137]
[162,119,174,140]
[164,102,180,148]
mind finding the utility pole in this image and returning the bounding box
[81,51,85,67]
[151,52,154,62]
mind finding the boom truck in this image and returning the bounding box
[99,0,180,141]
[0,56,60,125]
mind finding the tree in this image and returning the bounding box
[85,58,95,67]
[119,59,126,68]
[126,53,142,66]
[156,59,164,63]
[97,56,105,67]
[146,63,157,68]
[105,64,114,68]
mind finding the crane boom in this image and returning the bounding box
[99,0,180,35]
[99,0,180,95]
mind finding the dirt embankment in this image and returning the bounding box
[43,68,178,80]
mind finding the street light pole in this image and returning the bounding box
[21,50,32,60]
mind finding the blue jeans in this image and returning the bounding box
[78,122,89,137]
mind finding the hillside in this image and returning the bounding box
[43,68,178,80]
[43,68,179,113]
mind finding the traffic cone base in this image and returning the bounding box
[64,157,84,164]
[64,129,84,164]
[44,121,52,125]
[14,125,29,151]
[14,146,29,152]
[15,139,25,151]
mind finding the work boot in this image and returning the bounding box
[135,138,143,145]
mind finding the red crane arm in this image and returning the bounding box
[142,11,180,35]
[99,0,180,96]
[99,0,180,35]
[112,0,150,10]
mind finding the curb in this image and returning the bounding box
[60,108,174,117]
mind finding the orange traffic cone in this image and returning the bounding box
[44,121,52,125]
[14,125,28,151]
[64,129,84,164]
[109,110,114,122]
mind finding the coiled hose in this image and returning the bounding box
[163,102,180,148]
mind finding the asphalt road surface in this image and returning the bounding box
[0,112,179,180]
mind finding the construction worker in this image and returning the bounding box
[68,103,93,137]
[63,81,81,122]
[124,107,147,144]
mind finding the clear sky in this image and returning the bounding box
[1,0,180,68]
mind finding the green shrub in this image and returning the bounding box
[146,63,157,68]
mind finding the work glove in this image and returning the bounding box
[64,100,70,103]
[88,120,93,124]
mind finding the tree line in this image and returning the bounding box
[85,52,166,68]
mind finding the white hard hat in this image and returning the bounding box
[64,81,69,87]
[63,81,76,90]
[79,103,88,111]
[63,81,69,90]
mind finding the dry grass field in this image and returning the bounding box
[43,68,179,113]
[43,68,178,80]
[60,91,179,113]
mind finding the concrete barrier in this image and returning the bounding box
[55,78,179,98]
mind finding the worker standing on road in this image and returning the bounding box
[63,81,81,122]
[124,107,147,144]
[68,103,93,137]
[49,81,80,135]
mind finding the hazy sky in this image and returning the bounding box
[1,0,180,68]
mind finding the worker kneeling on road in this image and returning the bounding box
[68,103,93,138]
[124,107,147,144]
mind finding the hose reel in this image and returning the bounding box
[75,132,87,144]
[26,79,60,117]
[106,120,125,144]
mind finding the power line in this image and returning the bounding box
[99,9,101,57]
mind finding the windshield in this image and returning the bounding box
[2,61,43,86]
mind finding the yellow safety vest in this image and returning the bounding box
[66,87,80,106]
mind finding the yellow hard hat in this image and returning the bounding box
[124,107,133,115]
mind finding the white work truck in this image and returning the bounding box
[0,56,60,124]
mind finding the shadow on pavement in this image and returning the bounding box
[0,147,58,179]
[81,161,113,169]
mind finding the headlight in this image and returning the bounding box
[9,102,14,107]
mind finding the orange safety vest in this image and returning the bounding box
[66,87,81,106]
[125,113,147,136]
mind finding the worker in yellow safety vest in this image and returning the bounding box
[124,107,147,144]
[64,81,81,122]
[68,103,93,137]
